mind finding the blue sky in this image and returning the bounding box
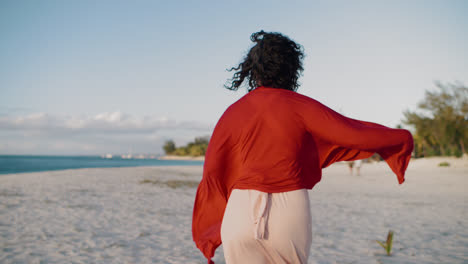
[1,0,467,155]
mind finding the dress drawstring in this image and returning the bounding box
[249,191,270,240]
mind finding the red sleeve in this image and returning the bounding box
[192,113,235,263]
[293,94,413,184]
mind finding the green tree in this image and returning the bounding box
[187,136,209,156]
[164,136,210,157]
[173,147,189,156]
[189,144,205,156]
[163,140,176,155]
[194,136,209,145]
[403,82,468,157]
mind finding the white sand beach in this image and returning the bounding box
[157,155,205,161]
[1,157,467,264]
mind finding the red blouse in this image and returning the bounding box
[192,87,413,263]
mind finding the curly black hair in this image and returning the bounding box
[225,30,304,92]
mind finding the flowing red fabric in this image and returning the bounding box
[192,87,413,263]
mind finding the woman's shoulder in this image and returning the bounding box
[220,87,331,122]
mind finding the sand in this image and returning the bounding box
[157,155,205,161]
[0,157,467,264]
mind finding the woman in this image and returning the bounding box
[192,31,413,264]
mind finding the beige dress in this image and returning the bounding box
[221,189,312,264]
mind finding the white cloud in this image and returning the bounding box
[0,111,212,133]
[0,112,213,155]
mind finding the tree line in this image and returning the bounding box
[403,82,467,157]
[163,136,209,157]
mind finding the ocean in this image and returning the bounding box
[0,155,204,175]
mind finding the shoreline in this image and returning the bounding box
[0,155,204,176]
[3,156,466,176]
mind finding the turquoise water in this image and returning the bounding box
[0,155,204,175]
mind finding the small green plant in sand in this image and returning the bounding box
[376,230,394,256]
[438,161,450,167]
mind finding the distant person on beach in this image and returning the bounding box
[355,159,363,176]
[347,159,363,176]
[192,30,413,264]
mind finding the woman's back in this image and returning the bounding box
[219,86,321,191]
